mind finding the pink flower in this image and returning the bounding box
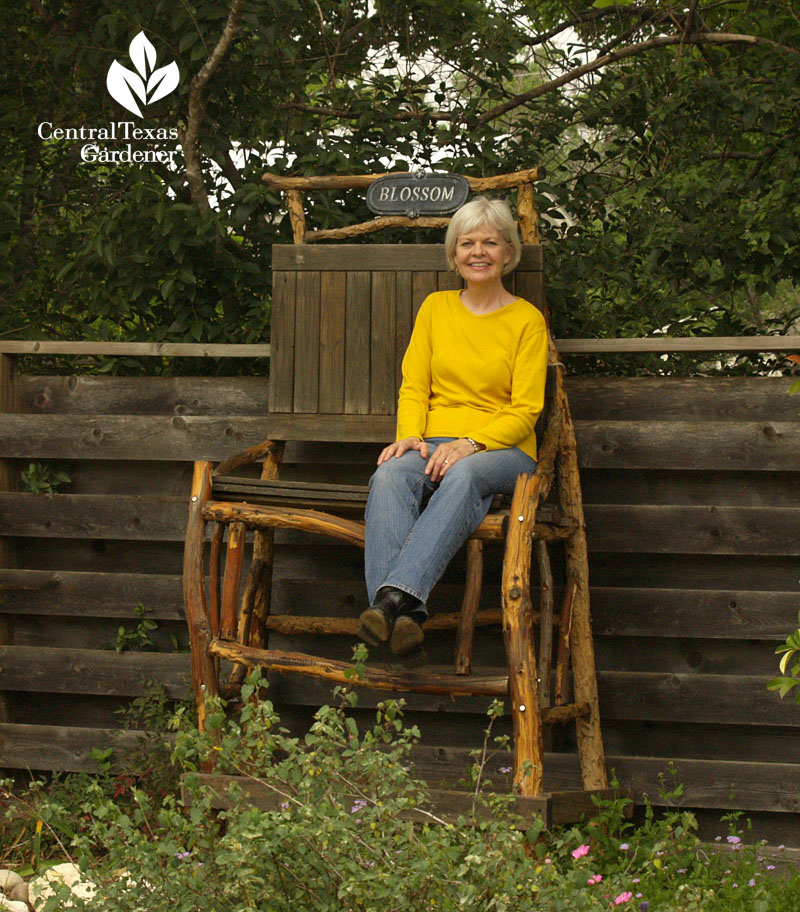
[587,875,603,885]
[572,843,591,859]
[614,892,633,905]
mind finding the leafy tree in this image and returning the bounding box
[2,1,798,372]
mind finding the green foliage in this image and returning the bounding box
[4,671,800,911]
[3,2,799,373]
[20,461,71,494]
[114,604,162,653]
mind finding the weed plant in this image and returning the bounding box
[2,666,799,912]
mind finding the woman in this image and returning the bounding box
[357,197,548,664]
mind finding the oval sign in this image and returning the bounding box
[367,173,469,217]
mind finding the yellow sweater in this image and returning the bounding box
[396,290,548,460]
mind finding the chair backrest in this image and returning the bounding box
[268,243,546,442]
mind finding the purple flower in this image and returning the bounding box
[749,878,756,887]
[499,766,512,774]
[767,865,776,871]
[619,843,629,851]
[351,799,368,814]
[280,801,290,810]
[175,851,191,860]
[639,903,650,912]
[727,835,741,845]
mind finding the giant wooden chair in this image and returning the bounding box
[183,169,608,802]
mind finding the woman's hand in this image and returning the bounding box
[425,438,476,482]
[377,436,428,465]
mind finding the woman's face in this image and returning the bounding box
[453,224,512,285]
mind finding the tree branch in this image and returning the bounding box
[282,29,798,130]
[181,0,245,211]
[477,32,800,125]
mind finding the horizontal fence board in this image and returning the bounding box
[582,469,800,508]
[4,414,796,469]
[0,569,184,619]
[4,494,798,555]
[18,376,272,416]
[16,375,794,421]
[0,646,191,698]
[0,415,272,461]
[0,342,271,357]
[575,420,800,470]
[585,505,800,555]
[273,244,544,273]
[1,722,798,815]
[0,723,154,772]
[567,377,798,421]
[590,587,799,640]
[269,580,796,641]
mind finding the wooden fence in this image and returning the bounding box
[0,345,799,844]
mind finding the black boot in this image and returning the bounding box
[357,587,408,646]
[357,587,425,651]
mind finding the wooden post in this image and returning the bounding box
[502,473,544,797]
[246,441,285,649]
[556,381,608,790]
[0,354,17,727]
[535,540,553,710]
[517,182,540,244]
[286,190,306,243]
[182,461,219,731]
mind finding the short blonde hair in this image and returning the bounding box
[444,197,522,275]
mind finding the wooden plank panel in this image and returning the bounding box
[0,494,187,540]
[512,271,546,313]
[412,272,438,320]
[292,270,321,413]
[575,420,800,470]
[0,723,160,773]
[598,672,800,727]
[344,271,371,414]
[437,270,462,291]
[318,271,346,413]
[19,376,272,416]
[0,646,191,698]
[0,414,272,461]
[591,587,799,639]
[273,244,543,272]
[584,504,800,555]
[395,271,414,401]
[0,569,184,619]
[566,377,798,421]
[266,669,800,728]
[370,272,396,414]
[268,271,296,413]
[582,469,800,508]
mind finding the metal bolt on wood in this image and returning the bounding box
[519,704,526,712]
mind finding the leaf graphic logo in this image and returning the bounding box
[107,32,180,118]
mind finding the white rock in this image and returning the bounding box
[0,871,23,894]
[29,863,96,911]
[0,898,29,912]
[8,884,28,905]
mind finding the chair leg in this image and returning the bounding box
[182,461,219,732]
[502,473,545,797]
[454,539,484,675]
[558,404,608,791]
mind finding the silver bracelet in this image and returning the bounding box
[465,437,484,453]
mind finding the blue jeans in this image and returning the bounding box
[364,437,537,615]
